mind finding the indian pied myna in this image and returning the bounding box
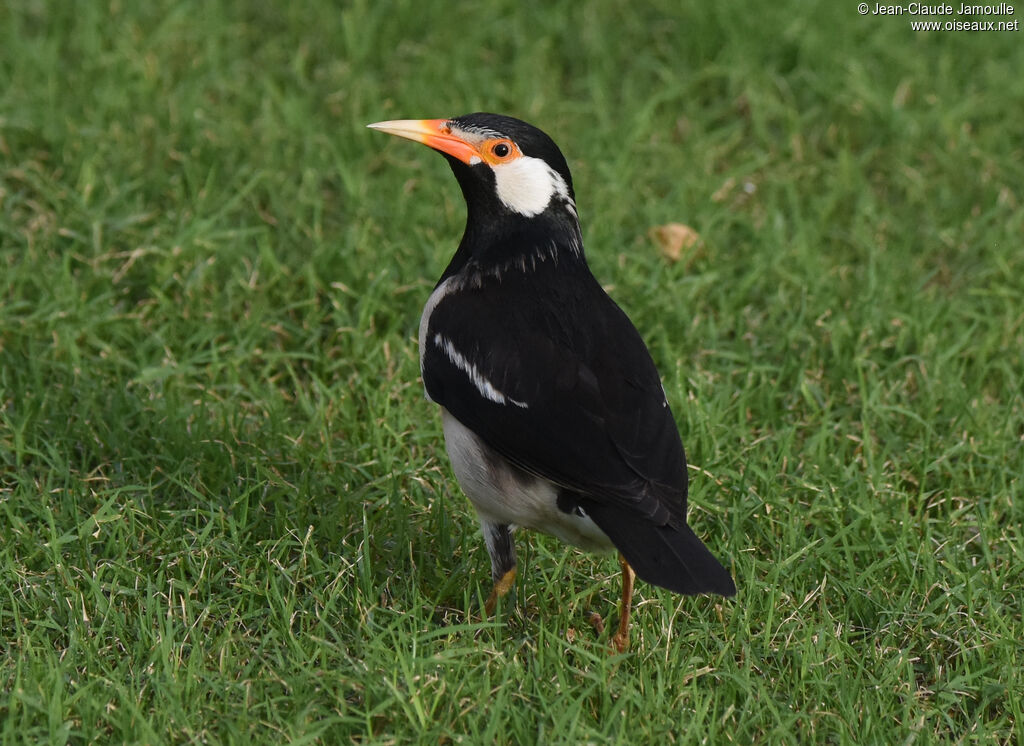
[369,113,735,651]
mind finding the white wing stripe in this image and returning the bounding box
[433,333,528,408]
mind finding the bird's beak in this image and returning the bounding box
[367,118,481,165]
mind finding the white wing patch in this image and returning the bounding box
[492,155,574,218]
[434,333,528,408]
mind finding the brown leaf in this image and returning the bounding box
[650,222,702,265]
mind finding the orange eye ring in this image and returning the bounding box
[485,138,518,163]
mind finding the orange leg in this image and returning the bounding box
[484,567,517,615]
[610,554,635,653]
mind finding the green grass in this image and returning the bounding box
[2,0,1022,742]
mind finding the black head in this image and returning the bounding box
[445,112,575,204]
[369,113,587,277]
[368,113,577,223]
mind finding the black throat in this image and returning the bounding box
[438,155,586,286]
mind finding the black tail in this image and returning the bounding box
[585,502,736,596]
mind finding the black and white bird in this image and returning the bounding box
[369,113,735,651]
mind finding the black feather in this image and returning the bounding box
[582,498,736,596]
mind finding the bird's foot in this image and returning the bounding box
[484,567,517,615]
[610,624,630,654]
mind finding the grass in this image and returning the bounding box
[1,0,1022,742]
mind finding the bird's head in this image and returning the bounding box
[368,113,578,227]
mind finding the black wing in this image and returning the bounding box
[422,266,734,595]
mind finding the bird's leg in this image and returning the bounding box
[484,567,517,615]
[610,553,635,653]
[481,521,516,615]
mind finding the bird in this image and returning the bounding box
[368,113,735,651]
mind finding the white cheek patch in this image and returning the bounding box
[492,156,570,217]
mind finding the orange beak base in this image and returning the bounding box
[367,118,481,165]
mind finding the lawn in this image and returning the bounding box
[1,0,1022,742]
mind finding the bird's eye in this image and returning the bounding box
[492,142,511,158]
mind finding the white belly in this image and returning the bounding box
[440,409,613,553]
